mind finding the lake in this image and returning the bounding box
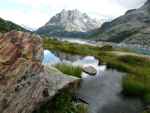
[43,49,144,113]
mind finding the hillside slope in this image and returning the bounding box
[93,0,150,48]
[0,17,27,33]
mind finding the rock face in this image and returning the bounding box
[36,9,100,37]
[94,0,150,48]
[0,31,79,113]
[82,65,97,75]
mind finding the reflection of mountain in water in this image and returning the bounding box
[43,50,60,64]
[53,51,83,62]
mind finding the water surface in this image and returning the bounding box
[77,70,143,113]
[43,50,143,113]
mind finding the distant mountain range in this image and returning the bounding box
[21,24,36,31]
[0,17,27,33]
[36,9,101,37]
[1,0,150,49]
[92,0,150,48]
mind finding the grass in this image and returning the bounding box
[44,38,150,109]
[33,90,88,113]
[50,91,88,113]
[106,55,150,104]
[122,74,146,96]
[54,63,82,78]
[43,38,109,56]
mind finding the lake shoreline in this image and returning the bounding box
[43,49,144,113]
[43,38,150,113]
[54,37,150,56]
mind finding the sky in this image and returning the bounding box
[0,0,147,29]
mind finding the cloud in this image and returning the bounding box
[113,0,146,9]
[0,0,147,29]
[0,10,49,29]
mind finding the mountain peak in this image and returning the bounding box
[59,9,81,18]
[37,9,101,37]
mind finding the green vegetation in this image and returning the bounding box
[54,63,82,78]
[43,38,109,56]
[104,55,150,104]
[119,56,150,104]
[44,38,150,105]
[34,90,88,113]
[0,17,26,33]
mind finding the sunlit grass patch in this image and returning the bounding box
[54,63,82,78]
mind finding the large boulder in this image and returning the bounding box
[82,65,97,75]
[0,31,79,113]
